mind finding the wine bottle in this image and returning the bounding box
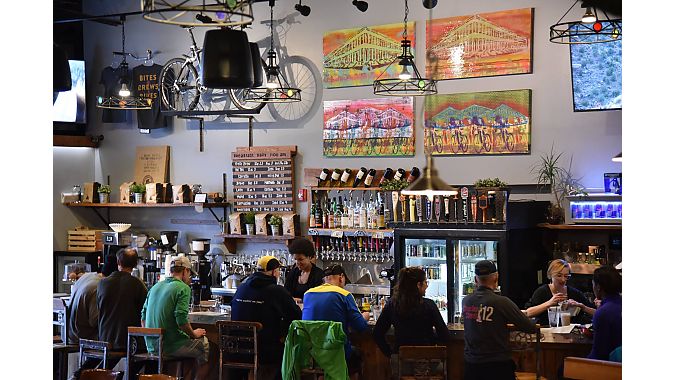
[317,168,330,186]
[393,168,406,181]
[309,201,316,228]
[364,169,377,187]
[378,168,394,186]
[340,168,352,186]
[330,169,342,186]
[352,167,367,187]
[407,167,420,183]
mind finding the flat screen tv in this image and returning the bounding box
[569,22,622,112]
[53,59,86,123]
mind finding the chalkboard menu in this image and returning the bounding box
[231,146,297,212]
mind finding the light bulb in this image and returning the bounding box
[119,83,130,97]
[399,66,412,80]
[581,7,596,23]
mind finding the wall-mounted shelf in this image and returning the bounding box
[569,263,601,275]
[215,234,296,252]
[308,228,394,238]
[65,202,230,226]
[538,223,622,230]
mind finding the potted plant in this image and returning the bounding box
[98,185,112,204]
[269,215,283,236]
[243,211,256,235]
[531,145,587,224]
[473,178,510,223]
[129,183,146,204]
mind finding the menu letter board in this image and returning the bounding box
[231,146,297,212]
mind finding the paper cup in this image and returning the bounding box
[560,312,571,326]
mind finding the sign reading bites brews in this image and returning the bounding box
[231,146,297,213]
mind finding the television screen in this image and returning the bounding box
[569,22,622,112]
[53,60,86,123]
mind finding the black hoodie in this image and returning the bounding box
[230,271,302,363]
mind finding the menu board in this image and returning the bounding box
[231,146,296,212]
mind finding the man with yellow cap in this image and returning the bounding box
[230,255,301,380]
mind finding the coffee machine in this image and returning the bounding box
[191,238,212,305]
[159,231,179,280]
[101,231,136,276]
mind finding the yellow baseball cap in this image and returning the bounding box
[257,255,281,271]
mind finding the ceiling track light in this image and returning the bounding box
[352,0,368,12]
[295,0,311,17]
[550,0,621,44]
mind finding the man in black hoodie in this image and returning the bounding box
[230,255,301,380]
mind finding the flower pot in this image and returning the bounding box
[134,193,144,204]
[98,193,109,204]
[245,224,255,235]
[271,225,280,236]
[546,204,565,225]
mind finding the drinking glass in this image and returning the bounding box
[548,306,560,327]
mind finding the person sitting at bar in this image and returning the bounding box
[230,255,301,380]
[141,256,209,378]
[302,264,369,380]
[68,266,103,379]
[284,238,324,302]
[463,260,538,380]
[97,248,148,375]
[588,265,622,361]
[525,259,595,325]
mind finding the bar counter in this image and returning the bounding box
[188,312,592,380]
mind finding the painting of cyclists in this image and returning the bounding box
[323,22,415,88]
[323,97,414,157]
[423,89,531,156]
[425,8,533,80]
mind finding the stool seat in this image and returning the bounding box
[127,327,193,379]
[515,372,548,380]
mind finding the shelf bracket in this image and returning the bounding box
[91,207,110,227]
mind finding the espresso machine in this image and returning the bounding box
[191,238,212,305]
[101,231,136,276]
[159,231,179,280]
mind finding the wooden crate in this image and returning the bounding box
[67,227,104,252]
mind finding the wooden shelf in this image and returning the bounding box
[569,263,601,275]
[537,223,621,231]
[65,202,230,208]
[54,135,101,148]
[310,186,384,191]
[216,234,296,252]
[308,228,394,238]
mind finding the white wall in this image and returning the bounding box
[53,0,621,251]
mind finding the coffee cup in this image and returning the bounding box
[560,312,571,326]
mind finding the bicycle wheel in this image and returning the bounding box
[459,134,469,153]
[505,132,515,151]
[160,58,200,111]
[268,55,321,122]
[482,132,492,152]
[228,88,267,112]
[450,133,460,154]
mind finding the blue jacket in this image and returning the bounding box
[302,283,368,358]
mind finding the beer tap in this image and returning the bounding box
[471,192,478,223]
[434,195,442,222]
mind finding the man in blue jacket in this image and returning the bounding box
[302,264,369,379]
[231,256,301,380]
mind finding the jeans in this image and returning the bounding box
[166,336,210,366]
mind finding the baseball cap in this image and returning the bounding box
[171,256,197,276]
[323,264,351,284]
[257,255,281,271]
[475,260,497,276]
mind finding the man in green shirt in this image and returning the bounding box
[141,256,208,375]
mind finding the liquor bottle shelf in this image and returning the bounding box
[310,186,385,191]
[66,202,230,208]
[216,234,295,241]
[307,228,394,238]
[569,263,602,274]
[405,256,447,262]
[537,223,621,230]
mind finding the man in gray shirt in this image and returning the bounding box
[462,260,537,380]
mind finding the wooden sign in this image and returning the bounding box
[231,146,297,213]
[135,145,170,184]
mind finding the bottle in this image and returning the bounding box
[378,168,394,186]
[330,169,342,186]
[409,196,416,222]
[353,199,361,229]
[346,195,354,228]
[334,197,343,229]
[322,197,330,228]
[368,192,376,229]
[309,202,316,228]
[364,169,377,187]
[317,168,330,186]
[406,167,421,183]
[340,168,352,186]
[352,167,367,187]
[359,197,367,229]
[315,199,323,228]
[393,168,406,181]
[378,196,385,229]
[328,198,336,229]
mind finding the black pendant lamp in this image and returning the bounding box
[550,0,621,44]
[201,28,254,89]
[401,155,458,199]
[249,42,264,88]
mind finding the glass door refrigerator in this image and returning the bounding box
[394,227,507,324]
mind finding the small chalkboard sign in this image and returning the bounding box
[231,146,297,213]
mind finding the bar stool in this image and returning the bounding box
[138,375,178,380]
[80,369,121,380]
[507,324,546,380]
[398,345,447,380]
[79,339,126,370]
[53,298,78,380]
[126,327,192,380]
[215,320,262,380]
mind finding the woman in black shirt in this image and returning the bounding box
[283,238,324,301]
[373,267,450,358]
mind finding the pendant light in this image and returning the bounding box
[96,17,151,110]
[550,0,621,44]
[243,4,301,103]
[201,27,254,89]
[373,0,437,96]
[401,155,458,198]
[142,0,254,28]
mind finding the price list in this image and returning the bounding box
[231,147,296,212]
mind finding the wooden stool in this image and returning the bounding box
[79,339,126,369]
[80,369,121,380]
[216,321,262,380]
[138,375,178,380]
[398,345,447,380]
[563,357,621,380]
[508,324,547,380]
[54,342,79,380]
[126,327,192,380]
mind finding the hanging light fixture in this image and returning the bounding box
[401,155,458,199]
[373,0,436,96]
[96,17,151,110]
[612,152,622,162]
[243,4,301,103]
[352,0,368,12]
[295,0,311,17]
[142,0,254,28]
[550,0,621,44]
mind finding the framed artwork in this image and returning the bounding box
[323,97,414,157]
[323,22,414,88]
[569,22,622,112]
[423,89,531,156]
[426,8,533,80]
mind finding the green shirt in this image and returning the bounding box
[141,277,191,355]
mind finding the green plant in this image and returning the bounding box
[474,178,508,188]
[243,211,256,225]
[531,145,586,209]
[379,179,409,191]
[130,183,146,194]
[269,215,283,226]
[98,185,112,194]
